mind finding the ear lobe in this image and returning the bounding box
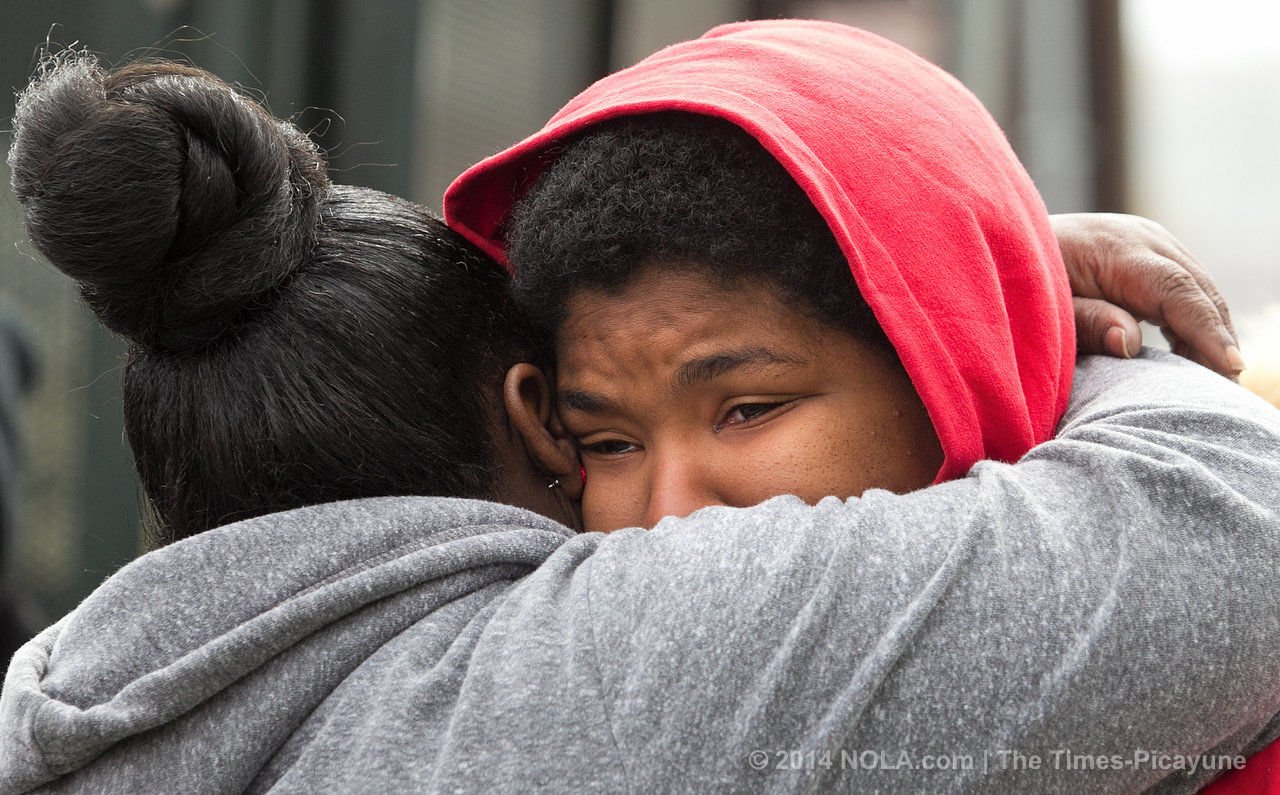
[503,363,583,500]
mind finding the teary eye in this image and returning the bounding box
[714,401,790,432]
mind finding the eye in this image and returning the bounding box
[714,400,793,432]
[578,438,640,456]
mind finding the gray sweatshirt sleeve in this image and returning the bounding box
[572,352,1280,793]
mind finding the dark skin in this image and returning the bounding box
[494,213,1244,532]
[489,364,584,529]
[1051,213,1240,372]
[557,269,941,531]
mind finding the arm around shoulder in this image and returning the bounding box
[580,351,1280,791]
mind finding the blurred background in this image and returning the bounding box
[0,0,1277,645]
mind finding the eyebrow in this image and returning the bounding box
[559,346,808,417]
[672,346,807,389]
[559,387,622,416]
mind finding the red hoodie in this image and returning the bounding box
[1206,743,1280,794]
[446,19,1074,482]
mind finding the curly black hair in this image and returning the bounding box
[506,112,888,349]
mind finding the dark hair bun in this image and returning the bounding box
[8,53,330,351]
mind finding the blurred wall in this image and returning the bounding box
[1124,0,1280,324]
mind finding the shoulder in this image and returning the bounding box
[1065,350,1280,433]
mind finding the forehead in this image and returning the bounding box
[556,268,825,385]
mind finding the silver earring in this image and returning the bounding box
[547,478,561,490]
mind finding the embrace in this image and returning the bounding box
[2,20,1278,793]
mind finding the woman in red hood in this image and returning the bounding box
[446,20,1223,529]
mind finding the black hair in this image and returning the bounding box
[9,54,535,546]
[506,112,888,348]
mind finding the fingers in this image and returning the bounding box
[1074,297,1142,359]
[1054,213,1243,378]
[1126,217,1239,347]
[1141,255,1244,376]
[1159,325,1239,381]
[1166,254,1237,348]
[1146,258,1233,358]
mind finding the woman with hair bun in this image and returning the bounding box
[6,56,583,546]
[1,41,1278,791]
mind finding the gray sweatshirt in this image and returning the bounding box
[3,351,1280,794]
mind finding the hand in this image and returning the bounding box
[1051,213,1244,378]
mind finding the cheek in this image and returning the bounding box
[717,400,928,504]
[794,397,938,496]
[580,473,647,533]
[716,426,867,505]
[788,428,887,499]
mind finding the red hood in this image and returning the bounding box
[445,19,1075,482]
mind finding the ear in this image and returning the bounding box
[503,363,583,500]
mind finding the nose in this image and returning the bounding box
[642,450,725,528]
